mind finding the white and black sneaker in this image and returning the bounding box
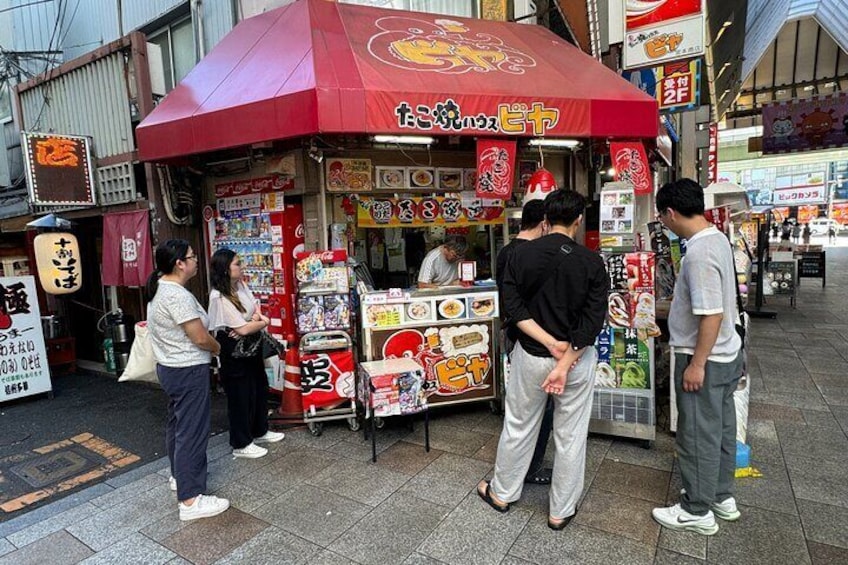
[680,489,741,521]
[652,503,719,536]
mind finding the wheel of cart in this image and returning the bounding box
[299,331,359,436]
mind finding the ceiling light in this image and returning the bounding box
[371,135,435,145]
[606,167,616,177]
[527,138,581,148]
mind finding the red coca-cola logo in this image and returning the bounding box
[232,181,252,195]
[295,224,305,239]
[215,183,234,197]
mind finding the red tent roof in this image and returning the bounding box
[137,0,658,162]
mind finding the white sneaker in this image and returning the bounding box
[178,494,230,521]
[232,442,268,459]
[652,503,719,536]
[680,489,741,521]
[254,431,285,444]
[169,476,177,492]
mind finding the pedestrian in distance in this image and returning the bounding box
[791,222,801,244]
[208,248,285,460]
[146,240,229,521]
[829,225,838,244]
[652,179,743,536]
[495,199,553,486]
[771,223,778,241]
[802,223,811,245]
[478,189,608,531]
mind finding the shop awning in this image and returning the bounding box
[137,0,658,162]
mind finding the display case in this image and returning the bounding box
[360,285,501,410]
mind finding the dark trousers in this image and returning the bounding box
[157,363,211,502]
[221,361,269,449]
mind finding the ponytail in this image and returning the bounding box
[147,239,190,301]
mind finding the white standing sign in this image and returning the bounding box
[0,276,52,402]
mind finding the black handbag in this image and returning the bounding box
[232,331,262,358]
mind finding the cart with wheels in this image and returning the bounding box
[299,331,359,436]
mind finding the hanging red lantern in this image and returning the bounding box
[524,168,557,203]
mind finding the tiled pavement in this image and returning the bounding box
[2,250,848,564]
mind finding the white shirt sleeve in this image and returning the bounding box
[207,289,250,332]
[418,248,437,284]
[686,251,725,316]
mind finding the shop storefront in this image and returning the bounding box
[137,0,658,427]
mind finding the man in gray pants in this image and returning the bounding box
[652,179,743,536]
[477,189,608,530]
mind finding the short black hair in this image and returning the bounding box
[656,178,705,218]
[444,235,468,257]
[520,199,546,230]
[544,189,585,228]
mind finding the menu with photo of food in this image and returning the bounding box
[325,158,372,192]
[408,167,436,189]
[436,168,463,190]
[376,167,406,189]
[600,189,635,234]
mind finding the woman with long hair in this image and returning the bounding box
[146,239,229,521]
[208,248,284,459]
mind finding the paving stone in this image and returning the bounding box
[801,409,840,428]
[470,412,506,435]
[808,541,848,565]
[66,484,175,551]
[406,418,495,457]
[418,494,532,565]
[375,441,444,475]
[574,489,661,546]
[746,391,828,412]
[284,424,351,450]
[215,526,322,565]
[160,508,269,565]
[252,484,371,547]
[745,419,785,465]
[0,530,93,565]
[6,502,99,548]
[330,491,450,565]
[469,431,499,463]
[306,457,411,506]
[89,472,168,509]
[140,511,188,542]
[399,453,492,507]
[205,449,280,491]
[211,481,275,513]
[776,422,848,465]
[830,405,848,434]
[816,385,848,406]
[735,459,798,516]
[706,505,810,565]
[800,356,848,376]
[652,548,707,564]
[239,448,338,496]
[78,532,176,565]
[797,498,848,549]
[591,460,670,504]
[497,557,536,565]
[657,526,707,560]
[0,482,114,539]
[605,433,676,472]
[760,373,821,395]
[104,457,170,488]
[0,539,13,558]
[307,549,360,564]
[509,521,654,565]
[749,402,805,423]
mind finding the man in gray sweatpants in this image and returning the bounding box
[477,189,608,530]
[652,179,743,536]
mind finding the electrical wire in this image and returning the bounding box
[30,0,66,130]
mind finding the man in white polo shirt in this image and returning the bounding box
[417,236,468,288]
[652,179,743,536]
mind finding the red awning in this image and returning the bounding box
[137,0,658,162]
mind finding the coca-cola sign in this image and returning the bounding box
[215,176,294,198]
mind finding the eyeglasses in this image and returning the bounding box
[183,255,198,262]
[656,209,669,220]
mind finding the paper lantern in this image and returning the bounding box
[33,232,82,294]
[524,168,557,202]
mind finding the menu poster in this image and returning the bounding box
[704,205,731,234]
[603,253,659,336]
[325,158,372,192]
[357,195,504,228]
[600,190,635,234]
[766,261,796,295]
[648,222,675,299]
[0,276,52,403]
[594,327,651,390]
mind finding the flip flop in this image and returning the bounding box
[524,468,553,485]
[477,481,510,513]
[548,512,576,531]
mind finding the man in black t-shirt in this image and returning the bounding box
[496,199,553,486]
[478,189,608,531]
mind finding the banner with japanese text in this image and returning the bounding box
[22,132,96,206]
[475,139,516,200]
[357,195,504,228]
[624,0,705,69]
[611,141,652,195]
[623,59,701,114]
[0,276,51,403]
[103,211,154,287]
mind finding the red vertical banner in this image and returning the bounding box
[102,210,154,287]
[610,141,652,195]
[476,139,516,200]
[708,123,718,185]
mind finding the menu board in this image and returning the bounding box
[361,292,498,329]
[325,158,372,192]
[766,261,797,295]
[0,276,52,403]
[595,327,651,390]
[600,189,635,234]
[357,196,504,228]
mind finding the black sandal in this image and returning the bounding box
[477,481,510,513]
[524,468,553,485]
[548,512,576,530]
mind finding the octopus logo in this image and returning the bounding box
[367,16,535,75]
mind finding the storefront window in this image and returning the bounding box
[148,17,195,93]
[340,0,477,18]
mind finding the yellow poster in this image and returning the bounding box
[357,196,504,228]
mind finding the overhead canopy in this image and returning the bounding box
[137,0,658,162]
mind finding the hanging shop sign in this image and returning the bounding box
[102,211,154,287]
[22,132,96,206]
[704,206,731,234]
[708,123,719,185]
[832,203,848,224]
[393,98,560,137]
[610,141,652,195]
[0,276,52,403]
[623,0,705,69]
[214,176,294,198]
[325,159,372,193]
[798,205,820,224]
[357,195,504,228]
[475,138,516,200]
[762,93,848,154]
[623,59,701,113]
[33,233,81,295]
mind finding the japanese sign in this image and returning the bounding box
[394,98,559,136]
[33,233,81,295]
[357,195,504,228]
[300,350,355,412]
[214,176,294,198]
[476,138,516,200]
[708,123,718,185]
[368,321,496,406]
[774,186,827,206]
[624,59,701,113]
[762,93,848,154]
[0,276,51,403]
[325,159,372,192]
[610,141,652,195]
[595,326,652,390]
[704,206,731,234]
[600,189,635,234]
[623,0,705,69]
[648,221,676,299]
[22,132,96,206]
[102,211,154,287]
